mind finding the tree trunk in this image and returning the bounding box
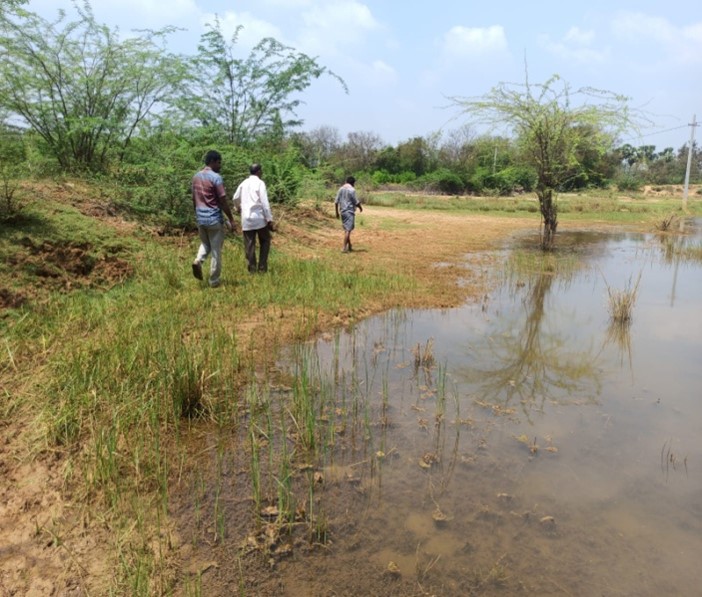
[537,188,558,250]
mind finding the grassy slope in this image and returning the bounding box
[0,180,440,594]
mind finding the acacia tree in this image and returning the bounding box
[0,0,26,16]
[0,1,185,172]
[450,74,635,248]
[180,20,346,146]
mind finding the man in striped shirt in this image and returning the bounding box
[191,150,235,287]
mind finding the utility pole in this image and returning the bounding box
[682,114,697,212]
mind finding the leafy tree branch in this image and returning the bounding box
[449,73,639,248]
[177,19,347,146]
[0,0,186,172]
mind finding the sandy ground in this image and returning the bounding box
[278,203,537,310]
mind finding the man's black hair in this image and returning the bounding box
[205,150,222,165]
[250,163,262,175]
[346,176,356,185]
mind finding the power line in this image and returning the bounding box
[619,124,690,144]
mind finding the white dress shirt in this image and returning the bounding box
[232,175,272,232]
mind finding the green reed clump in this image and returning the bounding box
[605,272,642,324]
[275,420,295,527]
[172,353,205,419]
[654,213,678,231]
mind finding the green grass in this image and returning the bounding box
[0,188,421,593]
[3,179,700,593]
[365,189,702,223]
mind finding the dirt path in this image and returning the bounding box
[0,205,542,596]
[280,204,536,310]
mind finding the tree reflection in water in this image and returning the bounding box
[462,257,602,421]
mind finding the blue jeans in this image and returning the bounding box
[195,223,226,286]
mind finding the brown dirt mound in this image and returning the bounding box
[0,287,27,309]
[2,238,133,305]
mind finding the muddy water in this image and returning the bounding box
[280,222,702,595]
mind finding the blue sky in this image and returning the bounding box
[25,0,702,151]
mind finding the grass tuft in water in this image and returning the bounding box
[604,272,642,324]
[654,213,678,231]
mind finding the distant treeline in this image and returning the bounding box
[1,2,699,228]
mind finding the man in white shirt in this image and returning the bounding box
[232,163,274,273]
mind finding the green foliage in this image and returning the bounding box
[373,136,440,177]
[297,170,332,207]
[0,2,185,173]
[113,135,315,223]
[371,169,417,185]
[466,166,489,194]
[614,142,700,186]
[259,145,305,205]
[614,173,642,192]
[413,168,465,195]
[486,166,537,195]
[450,74,639,247]
[179,19,346,146]
[0,125,26,219]
[113,133,200,227]
[371,169,392,185]
[0,1,27,18]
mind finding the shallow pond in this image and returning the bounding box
[276,221,702,595]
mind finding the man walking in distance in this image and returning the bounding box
[191,150,235,288]
[233,163,274,273]
[335,175,362,253]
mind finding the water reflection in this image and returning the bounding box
[274,223,702,595]
[462,266,602,420]
[604,314,634,371]
[654,218,702,306]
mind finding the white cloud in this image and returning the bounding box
[330,56,397,92]
[368,59,398,85]
[297,1,379,55]
[564,26,594,45]
[442,25,508,59]
[126,0,197,20]
[202,11,282,49]
[611,12,702,64]
[261,0,312,6]
[611,12,674,44]
[539,26,608,65]
[301,1,378,32]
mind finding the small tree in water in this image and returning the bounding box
[450,74,636,249]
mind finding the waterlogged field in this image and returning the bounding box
[196,219,701,596]
[3,191,702,595]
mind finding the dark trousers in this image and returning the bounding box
[243,226,271,273]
